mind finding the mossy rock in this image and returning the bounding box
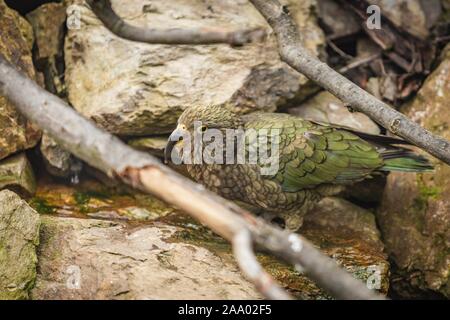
[0,0,41,160]
[379,44,450,298]
[29,175,175,220]
[0,190,40,300]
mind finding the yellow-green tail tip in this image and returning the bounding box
[381,150,434,173]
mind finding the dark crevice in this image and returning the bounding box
[5,0,61,15]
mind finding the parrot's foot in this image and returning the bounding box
[261,212,304,231]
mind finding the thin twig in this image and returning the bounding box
[326,38,353,60]
[232,229,293,300]
[86,0,266,46]
[244,217,384,299]
[339,53,381,74]
[0,57,384,300]
[249,0,450,165]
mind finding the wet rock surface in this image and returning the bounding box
[0,0,41,160]
[379,45,450,298]
[28,176,389,299]
[298,197,389,298]
[64,0,325,136]
[0,190,40,300]
[169,196,389,299]
[29,176,175,220]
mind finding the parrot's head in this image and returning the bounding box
[164,105,243,163]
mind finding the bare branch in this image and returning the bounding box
[0,57,384,300]
[339,53,381,74]
[249,0,450,165]
[232,229,293,300]
[86,0,266,46]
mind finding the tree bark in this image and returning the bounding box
[87,0,266,46]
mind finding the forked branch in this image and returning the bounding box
[232,229,293,300]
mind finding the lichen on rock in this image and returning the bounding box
[379,44,450,298]
[0,0,41,160]
[0,190,40,300]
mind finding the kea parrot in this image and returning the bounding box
[164,105,433,230]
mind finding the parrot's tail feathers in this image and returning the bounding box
[346,130,412,146]
[380,149,434,172]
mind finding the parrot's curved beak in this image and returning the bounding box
[164,126,186,164]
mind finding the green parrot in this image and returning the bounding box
[164,105,433,230]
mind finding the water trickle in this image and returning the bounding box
[70,172,80,185]
[69,159,83,185]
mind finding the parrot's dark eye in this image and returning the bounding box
[200,125,207,133]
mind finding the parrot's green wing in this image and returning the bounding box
[243,113,384,192]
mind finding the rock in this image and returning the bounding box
[356,37,383,74]
[378,44,450,298]
[64,0,325,136]
[29,176,389,299]
[368,0,442,40]
[27,3,67,63]
[171,197,390,299]
[288,91,381,134]
[40,134,82,179]
[296,197,390,298]
[305,197,385,250]
[27,3,83,178]
[29,176,176,220]
[443,1,450,26]
[31,202,389,300]
[0,153,36,197]
[0,0,41,160]
[341,175,387,206]
[31,215,262,299]
[27,2,67,96]
[317,0,361,38]
[128,136,168,158]
[0,190,40,300]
